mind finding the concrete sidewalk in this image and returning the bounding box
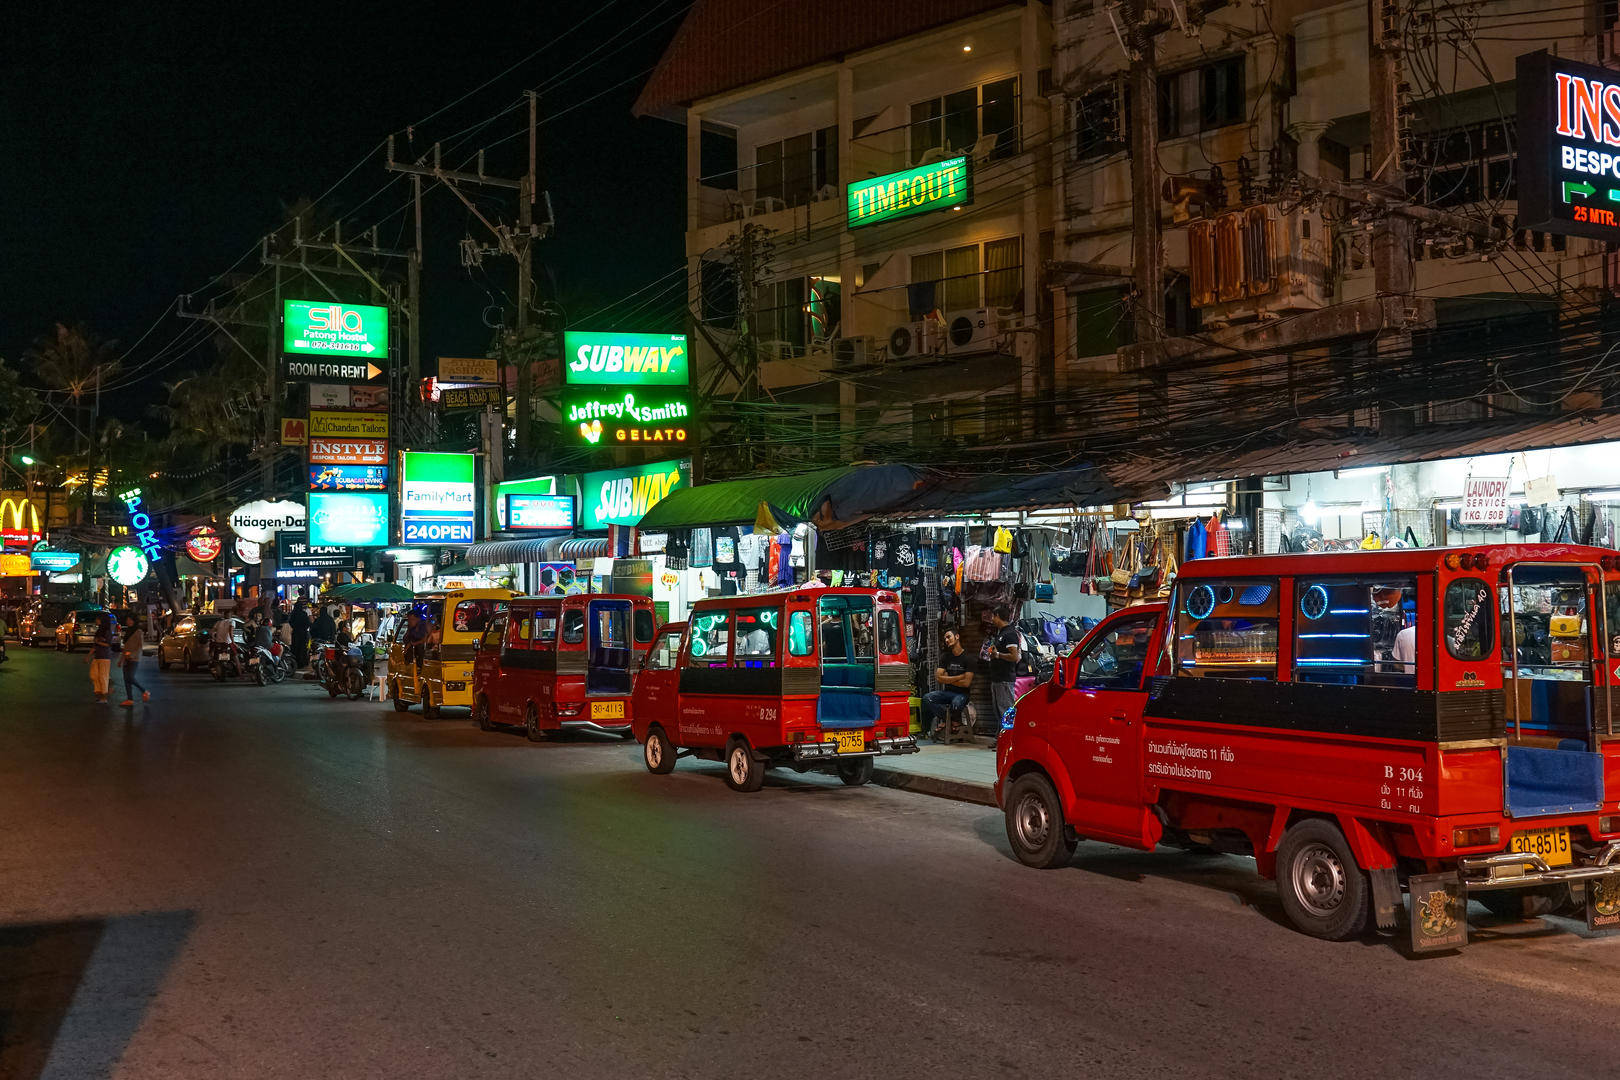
[873,741,999,806]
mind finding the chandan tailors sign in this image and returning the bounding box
[848,156,972,228]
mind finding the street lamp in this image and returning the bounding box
[19,456,35,466]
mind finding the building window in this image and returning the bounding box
[1074,287,1133,357]
[982,391,1020,439]
[1402,120,1515,208]
[909,238,1021,316]
[910,77,1020,164]
[1158,56,1244,137]
[754,126,837,207]
[755,277,810,351]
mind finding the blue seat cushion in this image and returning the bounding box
[1505,745,1604,818]
[817,686,878,729]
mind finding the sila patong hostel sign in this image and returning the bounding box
[847,156,973,228]
[282,300,389,382]
[1518,50,1620,240]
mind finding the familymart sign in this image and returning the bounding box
[848,156,972,228]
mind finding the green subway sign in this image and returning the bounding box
[563,331,688,386]
[579,459,691,527]
[283,300,389,358]
[848,156,972,228]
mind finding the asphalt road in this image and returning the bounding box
[3,645,1620,1079]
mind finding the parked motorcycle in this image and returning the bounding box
[209,641,246,682]
[320,641,374,700]
[249,641,284,685]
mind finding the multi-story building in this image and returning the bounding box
[635,0,1054,471]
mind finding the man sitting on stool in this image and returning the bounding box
[922,627,975,740]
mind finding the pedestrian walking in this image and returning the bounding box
[88,613,115,703]
[291,599,311,669]
[120,618,151,706]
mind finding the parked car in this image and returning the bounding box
[55,609,109,651]
[158,614,241,671]
[471,594,654,740]
[20,600,73,646]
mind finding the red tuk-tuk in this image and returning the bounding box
[997,544,1620,949]
[631,587,918,791]
[472,594,656,740]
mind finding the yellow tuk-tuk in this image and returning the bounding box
[388,588,514,717]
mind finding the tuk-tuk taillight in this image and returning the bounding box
[1452,825,1499,848]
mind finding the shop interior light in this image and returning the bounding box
[1336,465,1391,478]
[1301,500,1320,525]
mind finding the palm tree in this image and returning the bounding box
[24,323,121,453]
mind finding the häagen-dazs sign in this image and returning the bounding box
[229,499,307,543]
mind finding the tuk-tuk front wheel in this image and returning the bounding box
[524,704,545,742]
[724,738,765,793]
[643,726,676,774]
[391,681,409,712]
[1004,772,1077,869]
[835,757,874,787]
[1276,818,1371,941]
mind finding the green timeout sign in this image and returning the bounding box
[848,156,972,228]
[564,331,688,386]
[283,300,389,358]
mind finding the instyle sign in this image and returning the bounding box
[401,451,477,545]
[581,459,690,527]
[506,494,575,531]
[276,531,363,570]
[283,300,388,357]
[439,385,505,411]
[563,388,691,445]
[1518,51,1620,239]
[309,464,389,492]
[307,492,389,548]
[309,410,388,439]
[438,356,499,384]
[848,156,972,228]
[563,332,688,386]
[308,437,389,466]
[229,499,306,543]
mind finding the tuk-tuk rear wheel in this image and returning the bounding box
[524,704,545,742]
[644,726,676,774]
[724,739,765,793]
[1276,818,1371,941]
[474,697,493,731]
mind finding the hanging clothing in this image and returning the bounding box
[1185,517,1207,563]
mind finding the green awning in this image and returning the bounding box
[637,466,861,530]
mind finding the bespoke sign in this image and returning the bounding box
[29,550,81,572]
[309,410,388,439]
[1518,51,1620,239]
[277,531,364,570]
[848,156,972,228]
[228,499,306,543]
[580,459,690,528]
[307,492,389,548]
[438,356,499,384]
[107,545,150,587]
[401,451,477,545]
[308,437,389,466]
[280,418,308,446]
[283,300,388,357]
[309,464,389,492]
[505,494,575,531]
[309,383,389,410]
[439,385,505,411]
[563,388,691,445]
[563,332,688,386]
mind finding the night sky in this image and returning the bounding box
[1,2,687,411]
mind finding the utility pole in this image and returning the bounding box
[387,93,549,475]
[1367,0,1414,309]
[1123,0,1169,435]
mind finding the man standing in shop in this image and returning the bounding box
[986,605,1021,727]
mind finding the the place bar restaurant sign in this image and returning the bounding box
[1519,50,1620,239]
[848,155,973,228]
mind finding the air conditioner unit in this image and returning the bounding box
[888,321,940,360]
[833,335,877,368]
[943,308,1002,353]
[1187,205,1327,325]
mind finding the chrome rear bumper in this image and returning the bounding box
[559,719,632,736]
[1459,839,1620,891]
